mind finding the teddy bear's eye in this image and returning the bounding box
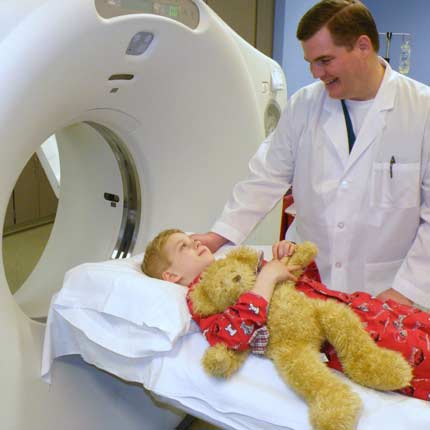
[232,274,241,283]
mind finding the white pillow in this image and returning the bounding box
[50,245,273,359]
[52,253,193,358]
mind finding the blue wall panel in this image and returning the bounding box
[367,0,430,85]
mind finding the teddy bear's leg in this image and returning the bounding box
[272,343,361,430]
[202,343,250,378]
[317,300,412,390]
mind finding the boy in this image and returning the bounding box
[143,229,430,400]
[142,228,298,352]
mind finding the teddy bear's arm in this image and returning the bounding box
[202,343,250,378]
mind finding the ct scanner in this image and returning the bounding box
[0,1,286,428]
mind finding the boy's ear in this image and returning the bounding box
[162,270,182,284]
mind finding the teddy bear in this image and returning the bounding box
[189,242,412,430]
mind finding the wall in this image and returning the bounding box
[206,0,275,57]
[273,0,317,96]
[367,0,430,85]
[273,0,430,97]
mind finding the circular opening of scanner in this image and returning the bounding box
[85,121,141,261]
[2,141,59,295]
[3,122,141,320]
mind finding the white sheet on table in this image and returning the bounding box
[147,332,429,430]
[43,310,430,430]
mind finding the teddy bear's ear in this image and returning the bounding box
[226,246,260,270]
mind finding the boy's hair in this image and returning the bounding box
[142,228,183,279]
[296,0,380,52]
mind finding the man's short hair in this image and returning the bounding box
[296,0,379,52]
[142,228,183,279]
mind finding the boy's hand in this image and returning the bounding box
[272,240,296,260]
[252,258,299,301]
[260,258,299,284]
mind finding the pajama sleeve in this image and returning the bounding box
[187,291,269,351]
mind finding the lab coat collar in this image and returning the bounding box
[346,58,395,170]
[322,57,396,170]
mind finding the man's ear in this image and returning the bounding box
[162,270,182,284]
[356,34,372,53]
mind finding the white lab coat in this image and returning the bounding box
[213,61,430,307]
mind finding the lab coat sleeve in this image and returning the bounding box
[393,112,430,308]
[212,102,299,244]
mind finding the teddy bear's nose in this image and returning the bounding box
[232,275,241,283]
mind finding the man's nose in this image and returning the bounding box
[310,62,324,79]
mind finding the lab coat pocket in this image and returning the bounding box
[370,162,420,208]
[365,259,403,294]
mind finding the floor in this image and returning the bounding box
[185,416,220,430]
[2,223,222,430]
[2,222,54,294]
[189,423,220,429]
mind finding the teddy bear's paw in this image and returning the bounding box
[343,347,413,391]
[309,388,361,430]
[202,344,249,379]
[288,241,317,265]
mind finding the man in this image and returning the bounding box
[193,0,430,308]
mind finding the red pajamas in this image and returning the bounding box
[296,275,430,401]
[187,276,269,352]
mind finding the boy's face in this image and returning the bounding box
[162,232,214,286]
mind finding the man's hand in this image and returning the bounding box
[376,288,413,306]
[190,232,228,253]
